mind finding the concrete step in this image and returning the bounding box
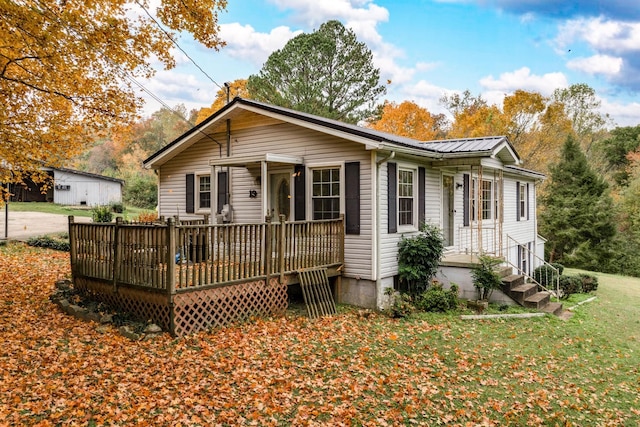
[507,283,538,304]
[496,266,513,278]
[541,302,564,316]
[501,274,525,290]
[524,291,551,309]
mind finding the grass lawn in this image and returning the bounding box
[0,244,638,426]
[5,201,149,219]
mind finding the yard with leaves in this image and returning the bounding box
[1,243,638,426]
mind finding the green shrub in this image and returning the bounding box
[550,262,565,275]
[110,202,124,213]
[397,223,444,295]
[26,235,70,252]
[384,288,415,318]
[578,273,599,293]
[533,264,560,288]
[123,174,157,209]
[415,282,459,313]
[91,205,113,223]
[472,255,503,300]
[559,275,583,299]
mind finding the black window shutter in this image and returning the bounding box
[526,183,530,220]
[516,181,521,222]
[345,162,360,235]
[294,164,306,221]
[388,162,397,234]
[217,171,228,213]
[463,173,470,227]
[418,167,426,227]
[186,174,195,213]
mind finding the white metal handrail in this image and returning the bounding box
[505,235,560,300]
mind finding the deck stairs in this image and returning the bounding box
[497,267,563,316]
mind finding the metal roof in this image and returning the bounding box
[420,136,509,153]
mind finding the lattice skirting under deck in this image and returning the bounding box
[172,278,288,336]
[74,277,172,331]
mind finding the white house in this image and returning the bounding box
[143,98,547,309]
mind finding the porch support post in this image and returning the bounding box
[261,160,268,218]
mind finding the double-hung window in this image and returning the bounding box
[470,178,494,221]
[198,175,211,210]
[481,180,493,220]
[398,168,416,227]
[519,182,527,220]
[312,167,340,219]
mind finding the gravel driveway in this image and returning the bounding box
[0,211,91,241]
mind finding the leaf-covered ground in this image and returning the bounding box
[1,243,638,426]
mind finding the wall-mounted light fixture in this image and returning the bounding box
[456,182,463,190]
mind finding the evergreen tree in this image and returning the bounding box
[247,20,386,124]
[540,136,617,270]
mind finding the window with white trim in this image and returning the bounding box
[198,175,211,210]
[312,167,340,219]
[519,182,527,219]
[471,178,495,221]
[481,179,493,220]
[398,168,416,227]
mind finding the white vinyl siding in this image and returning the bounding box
[158,120,374,280]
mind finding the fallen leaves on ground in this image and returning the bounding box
[0,243,638,426]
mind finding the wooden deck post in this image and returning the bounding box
[113,217,122,292]
[264,215,272,282]
[68,216,76,281]
[166,217,176,296]
[278,214,286,283]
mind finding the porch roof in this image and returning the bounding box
[210,153,303,168]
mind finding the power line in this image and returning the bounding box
[134,0,224,91]
[30,1,222,147]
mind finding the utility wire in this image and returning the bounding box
[134,0,224,91]
[31,0,222,147]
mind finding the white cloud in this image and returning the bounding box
[479,67,568,95]
[398,80,455,116]
[599,98,640,127]
[567,55,623,76]
[139,70,215,117]
[556,17,640,54]
[219,23,302,66]
[268,0,389,28]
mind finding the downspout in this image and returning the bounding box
[226,119,231,206]
[375,150,395,308]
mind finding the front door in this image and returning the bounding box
[269,172,292,221]
[442,175,454,247]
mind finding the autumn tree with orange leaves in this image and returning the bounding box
[368,101,447,141]
[0,0,227,200]
[196,79,251,124]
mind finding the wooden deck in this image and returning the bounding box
[68,215,344,335]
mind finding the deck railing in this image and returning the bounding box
[69,215,344,294]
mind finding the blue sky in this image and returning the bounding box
[142,0,640,127]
